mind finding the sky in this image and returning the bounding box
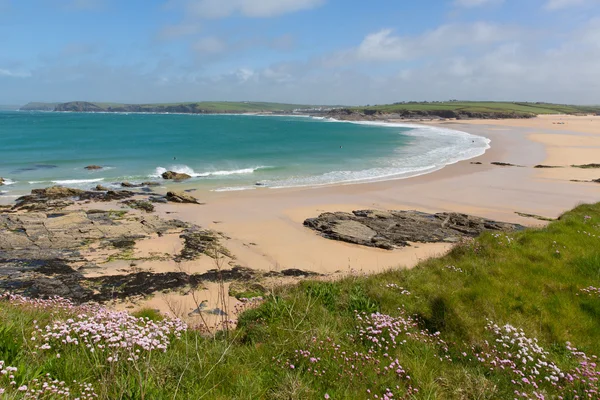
[1,0,599,105]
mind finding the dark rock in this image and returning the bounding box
[534,165,562,168]
[177,229,229,260]
[470,162,482,165]
[280,268,320,277]
[84,165,103,170]
[166,191,201,204]
[122,200,154,213]
[141,182,160,187]
[149,196,168,204]
[121,182,139,188]
[491,162,523,167]
[571,164,600,169]
[95,184,109,191]
[304,209,525,249]
[0,177,4,186]
[161,171,192,180]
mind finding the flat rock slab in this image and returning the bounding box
[304,210,525,249]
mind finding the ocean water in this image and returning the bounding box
[0,111,490,198]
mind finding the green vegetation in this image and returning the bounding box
[1,203,600,398]
[349,101,600,117]
[94,101,317,112]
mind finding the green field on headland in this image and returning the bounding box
[1,203,599,398]
[341,101,600,119]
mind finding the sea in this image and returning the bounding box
[0,111,490,199]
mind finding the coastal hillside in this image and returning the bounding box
[331,101,600,120]
[18,102,60,111]
[1,202,599,398]
[19,100,600,119]
[20,100,322,113]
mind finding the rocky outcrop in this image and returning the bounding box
[84,165,103,170]
[0,177,4,186]
[572,164,600,169]
[304,210,525,249]
[161,171,192,180]
[12,186,137,211]
[491,162,524,167]
[166,191,201,204]
[177,229,230,261]
[122,200,154,212]
[534,165,562,168]
[95,184,108,191]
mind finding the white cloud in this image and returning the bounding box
[192,36,226,53]
[0,68,31,78]
[334,22,518,63]
[454,0,503,7]
[545,0,596,10]
[183,0,325,18]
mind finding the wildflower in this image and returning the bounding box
[324,394,330,399]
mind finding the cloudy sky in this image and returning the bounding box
[1,0,599,105]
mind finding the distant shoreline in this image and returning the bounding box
[18,100,600,120]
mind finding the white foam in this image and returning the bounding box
[211,186,257,192]
[150,165,269,178]
[52,178,105,185]
[214,118,490,191]
[1,178,16,185]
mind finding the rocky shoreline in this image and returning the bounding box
[0,185,322,305]
[304,210,525,249]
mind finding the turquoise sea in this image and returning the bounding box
[0,111,489,199]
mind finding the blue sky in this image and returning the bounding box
[1,0,599,105]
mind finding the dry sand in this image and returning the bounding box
[54,115,600,319]
[148,115,598,277]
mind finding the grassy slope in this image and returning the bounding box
[351,101,600,115]
[1,204,600,398]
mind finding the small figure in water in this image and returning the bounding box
[173,157,177,160]
[340,146,343,149]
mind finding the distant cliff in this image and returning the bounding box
[20,102,60,111]
[49,101,312,114]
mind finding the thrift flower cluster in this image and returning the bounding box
[461,321,600,399]
[579,286,600,297]
[383,283,411,295]
[35,307,187,363]
[281,309,454,399]
[492,233,515,246]
[444,265,464,273]
[0,362,97,399]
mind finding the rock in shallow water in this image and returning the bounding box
[162,171,191,180]
[304,209,525,249]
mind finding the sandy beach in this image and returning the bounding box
[3,114,599,321]
[139,115,599,277]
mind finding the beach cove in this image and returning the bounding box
[2,113,599,317]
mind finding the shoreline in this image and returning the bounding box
[2,114,599,317]
[0,113,491,199]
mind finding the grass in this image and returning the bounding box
[348,101,600,117]
[1,203,600,398]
